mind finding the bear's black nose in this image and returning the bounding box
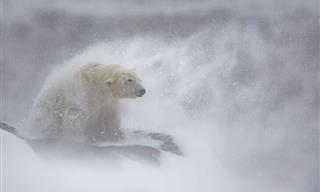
[138,89,146,97]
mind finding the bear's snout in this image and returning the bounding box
[137,88,146,97]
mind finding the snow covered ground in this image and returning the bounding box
[1,0,319,192]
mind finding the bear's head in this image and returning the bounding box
[105,67,145,98]
[81,63,145,98]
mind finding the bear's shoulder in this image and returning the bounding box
[80,62,125,73]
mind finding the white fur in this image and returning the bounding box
[28,62,144,143]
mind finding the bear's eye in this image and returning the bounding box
[128,79,132,82]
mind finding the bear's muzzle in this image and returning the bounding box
[136,88,146,97]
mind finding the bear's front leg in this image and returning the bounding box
[84,104,125,144]
[62,106,87,142]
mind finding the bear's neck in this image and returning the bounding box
[77,73,116,112]
[87,89,118,113]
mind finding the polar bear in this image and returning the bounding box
[28,62,145,143]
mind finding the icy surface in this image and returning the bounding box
[1,0,319,192]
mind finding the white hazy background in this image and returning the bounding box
[1,0,319,192]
